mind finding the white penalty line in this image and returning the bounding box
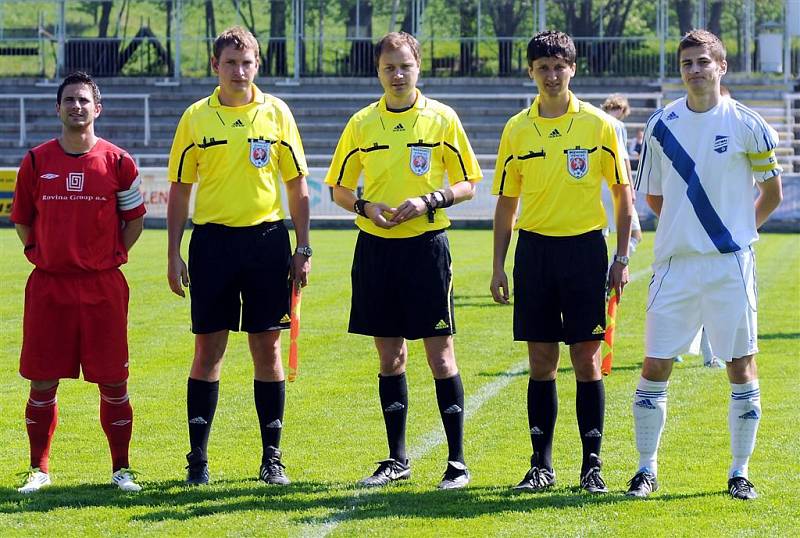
[302,269,649,537]
[301,359,529,538]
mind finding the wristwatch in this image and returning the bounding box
[613,254,629,266]
[295,245,313,257]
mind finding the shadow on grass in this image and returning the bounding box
[759,332,800,340]
[296,484,723,526]
[0,479,352,520]
[0,480,722,523]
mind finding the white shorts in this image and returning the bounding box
[602,184,641,235]
[645,248,758,361]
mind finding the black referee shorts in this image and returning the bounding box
[513,229,607,344]
[188,221,291,334]
[349,230,455,340]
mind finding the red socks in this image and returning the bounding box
[25,385,59,473]
[99,383,133,471]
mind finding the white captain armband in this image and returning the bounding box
[117,175,144,211]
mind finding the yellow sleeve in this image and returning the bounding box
[601,118,627,187]
[277,105,308,182]
[443,112,482,183]
[167,109,199,184]
[324,117,362,190]
[492,120,520,197]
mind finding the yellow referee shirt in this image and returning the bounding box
[493,92,626,236]
[168,84,308,226]
[325,90,482,239]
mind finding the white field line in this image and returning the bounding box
[301,269,650,537]
[299,359,529,538]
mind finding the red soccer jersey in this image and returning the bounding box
[10,138,146,273]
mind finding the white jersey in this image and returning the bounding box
[636,96,781,263]
[606,114,630,161]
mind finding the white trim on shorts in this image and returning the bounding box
[645,248,758,361]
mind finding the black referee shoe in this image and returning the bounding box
[185,450,209,486]
[259,446,290,485]
[580,454,608,494]
[514,465,556,491]
[358,458,411,487]
[728,476,758,500]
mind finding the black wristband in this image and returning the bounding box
[354,199,370,217]
[439,189,454,208]
[420,194,435,223]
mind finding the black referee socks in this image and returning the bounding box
[576,379,605,475]
[528,378,557,471]
[435,373,465,464]
[379,372,409,463]
[254,380,286,462]
[187,378,219,462]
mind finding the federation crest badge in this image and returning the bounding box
[566,148,589,179]
[410,146,432,176]
[250,139,271,168]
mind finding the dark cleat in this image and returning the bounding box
[626,469,658,498]
[259,446,291,485]
[580,454,608,494]
[358,458,411,488]
[728,476,758,500]
[514,465,556,491]
[186,450,209,486]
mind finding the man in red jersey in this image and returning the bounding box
[10,72,146,494]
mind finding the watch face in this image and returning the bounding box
[297,246,312,257]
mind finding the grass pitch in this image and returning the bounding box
[0,229,798,537]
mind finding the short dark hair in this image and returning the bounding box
[57,71,100,104]
[678,29,726,62]
[527,30,576,65]
[214,25,260,60]
[374,32,421,67]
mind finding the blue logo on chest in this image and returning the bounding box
[713,135,728,154]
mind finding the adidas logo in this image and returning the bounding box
[666,111,679,120]
[40,173,59,180]
[232,119,245,127]
[384,401,405,413]
[111,419,132,427]
[25,418,36,425]
[189,416,208,425]
[280,314,291,324]
[444,404,463,414]
[530,426,543,435]
[435,319,449,330]
[635,399,656,410]
[584,428,602,438]
[393,123,405,132]
[738,410,759,420]
[266,419,283,429]
[592,325,604,335]
[548,128,561,138]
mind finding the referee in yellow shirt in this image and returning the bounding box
[166,26,310,486]
[490,31,633,494]
[325,32,482,490]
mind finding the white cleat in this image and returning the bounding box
[18,468,51,494]
[112,468,142,492]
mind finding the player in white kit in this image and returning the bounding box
[625,30,783,501]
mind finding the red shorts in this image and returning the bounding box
[20,268,130,383]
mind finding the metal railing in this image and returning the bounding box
[2,93,150,146]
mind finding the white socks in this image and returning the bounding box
[632,377,669,476]
[729,380,761,479]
